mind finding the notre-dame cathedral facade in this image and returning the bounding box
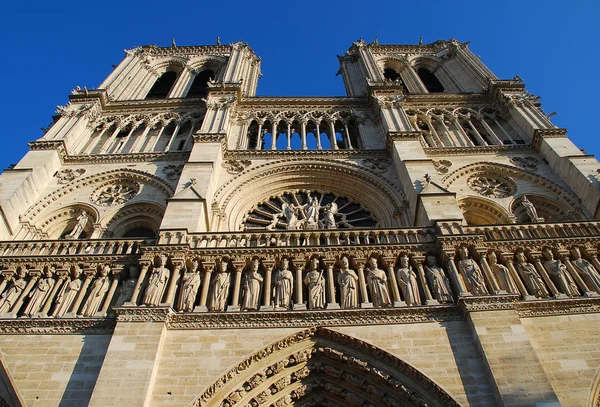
[0,38,599,407]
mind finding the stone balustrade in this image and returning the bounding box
[464,221,600,241]
[0,238,145,258]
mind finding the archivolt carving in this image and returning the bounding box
[467,174,516,198]
[459,197,513,226]
[213,159,408,230]
[91,181,140,207]
[34,204,100,240]
[22,169,175,223]
[102,202,165,237]
[191,327,460,407]
[443,162,581,210]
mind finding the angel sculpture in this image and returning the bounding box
[282,202,300,230]
[323,202,338,229]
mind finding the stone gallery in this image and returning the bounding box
[0,38,599,406]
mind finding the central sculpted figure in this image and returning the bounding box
[542,248,579,296]
[0,269,27,315]
[515,252,549,298]
[143,255,170,306]
[274,258,293,309]
[52,266,82,317]
[178,260,201,312]
[209,259,231,312]
[424,255,453,303]
[488,252,518,294]
[81,265,111,317]
[23,267,55,317]
[304,257,325,309]
[337,256,358,309]
[396,255,421,306]
[457,247,488,295]
[304,196,320,229]
[366,257,391,307]
[242,258,263,311]
[571,247,600,294]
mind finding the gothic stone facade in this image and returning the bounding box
[0,39,600,407]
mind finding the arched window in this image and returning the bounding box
[347,119,361,149]
[186,70,214,98]
[146,71,178,99]
[417,68,445,93]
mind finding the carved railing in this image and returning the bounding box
[0,238,147,259]
[464,221,600,242]
[158,227,437,248]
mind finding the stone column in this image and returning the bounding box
[286,123,292,150]
[255,123,263,150]
[196,262,214,312]
[412,256,438,305]
[323,259,339,309]
[66,269,95,317]
[300,121,307,150]
[261,260,274,311]
[315,123,322,150]
[476,249,502,294]
[531,253,563,298]
[163,262,183,306]
[444,252,470,296]
[329,121,338,150]
[353,259,372,308]
[270,122,277,150]
[343,123,353,149]
[292,259,306,310]
[500,253,533,300]
[126,262,150,306]
[228,260,244,312]
[383,256,405,307]
[9,270,40,317]
[100,267,123,315]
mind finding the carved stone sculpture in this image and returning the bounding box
[177,260,201,312]
[304,257,325,309]
[116,265,138,306]
[23,267,55,317]
[337,256,358,309]
[242,259,263,311]
[396,255,421,306]
[304,196,320,229]
[323,203,337,229]
[52,266,82,317]
[457,247,488,295]
[366,257,391,307]
[516,252,549,298]
[521,195,543,222]
[209,259,231,312]
[424,256,453,303]
[143,255,170,306]
[488,252,518,294]
[0,269,27,315]
[65,210,89,239]
[282,202,300,230]
[80,265,111,317]
[542,249,579,296]
[274,258,293,309]
[571,247,600,294]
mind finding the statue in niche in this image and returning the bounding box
[177,260,201,312]
[337,256,358,309]
[515,252,549,298]
[542,249,579,296]
[281,202,300,230]
[0,269,27,314]
[274,258,293,309]
[457,247,488,295]
[521,195,543,222]
[304,257,325,309]
[323,202,338,229]
[241,259,263,311]
[304,196,320,229]
[487,252,518,294]
[209,259,231,312]
[366,257,391,307]
[143,255,170,306]
[396,255,421,306]
[571,247,600,294]
[116,265,138,306]
[65,210,90,239]
[23,267,56,317]
[52,266,82,317]
[80,265,111,316]
[424,255,453,303]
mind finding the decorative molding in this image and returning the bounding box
[516,297,600,318]
[64,151,191,165]
[425,144,532,156]
[222,159,251,174]
[55,168,86,184]
[0,318,115,334]
[532,128,568,150]
[458,295,520,312]
[224,149,388,161]
[114,306,173,322]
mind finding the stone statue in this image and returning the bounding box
[177,260,201,312]
[571,247,600,294]
[209,259,231,312]
[282,202,300,230]
[23,267,56,317]
[143,255,170,306]
[396,255,421,306]
[337,256,358,309]
[52,266,82,317]
[542,249,579,296]
[304,257,325,309]
[521,195,542,222]
[241,259,263,311]
[487,252,518,294]
[515,252,549,298]
[80,265,111,316]
[65,210,90,239]
[366,257,391,307]
[274,258,293,309]
[323,202,337,229]
[424,256,453,303]
[457,247,488,295]
[304,196,320,229]
[116,265,138,306]
[0,269,27,315]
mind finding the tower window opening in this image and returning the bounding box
[384,68,401,82]
[146,71,178,99]
[417,68,445,93]
[186,70,214,98]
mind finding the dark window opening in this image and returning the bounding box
[177,140,186,150]
[146,71,178,99]
[417,68,445,93]
[123,227,156,238]
[186,70,214,98]
[384,68,401,81]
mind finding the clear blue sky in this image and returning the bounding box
[1,0,598,168]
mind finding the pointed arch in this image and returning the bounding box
[191,327,460,407]
[458,196,512,226]
[588,365,600,407]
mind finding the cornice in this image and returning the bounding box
[136,44,234,57]
[114,306,173,322]
[64,151,191,165]
[458,294,520,312]
[0,318,115,334]
[224,149,389,161]
[103,97,205,110]
[238,96,369,107]
[517,297,600,318]
[532,128,568,150]
[424,144,533,156]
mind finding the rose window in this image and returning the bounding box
[91,181,140,206]
[467,174,516,198]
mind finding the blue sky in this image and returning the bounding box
[1,0,598,168]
